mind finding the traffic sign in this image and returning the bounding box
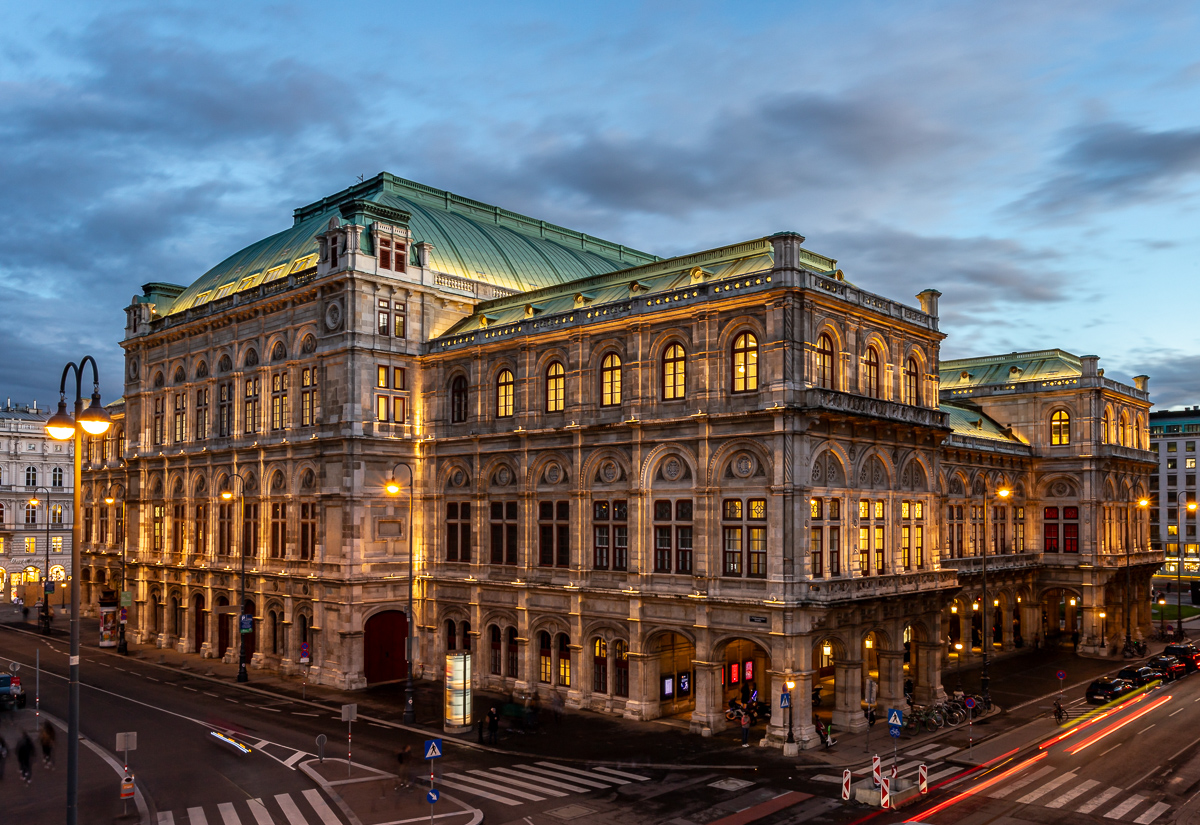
[872,755,881,786]
[341,704,357,722]
[880,776,890,809]
[300,642,310,664]
[889,726,901,738]
[841,769,852,800]
[964,696,976,709]
[9,662,19,672]
[919,764,928,794]
[1056,670,1066,681]
[115,732,137,752]
[424,739,443,760]
[886,708,903,727]
[780,692,791,708]
[239,613,253,634]
[427,788,440,804]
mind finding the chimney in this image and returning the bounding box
[916,289,941,317]
[1080,355,1100,377]
[769,231,806,272]
[1134,375,1150,392]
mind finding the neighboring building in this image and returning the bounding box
[79,173,1158,749]
[1,401,73,600]
[1148,408,1200,579]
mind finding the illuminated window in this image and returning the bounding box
[601,354,622,406]
[864,347,881,398]
[546,361,565,412]
[1102,407,1113,444]
[732,333,758,393]
[663,344,686,400]
[271,373,288,430]
[300,369,317,426]
[496,370,514,418]
[815,334,836,389]
[244,377,261,434]
[593,638,608,693]
[904,357,920,405]
[1051,410,1071,446]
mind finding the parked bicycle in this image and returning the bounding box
[903,704,944,734]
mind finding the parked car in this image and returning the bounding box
[1163,643,1200,672]
[0,673,26,710]
[1146,654,1187,682]
[1086,677,1136,705]
[1116,666,1159,688]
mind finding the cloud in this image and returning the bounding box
[1013,121,1200,220]
[1118,349,1200,409]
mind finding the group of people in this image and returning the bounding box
[0,722,55,786]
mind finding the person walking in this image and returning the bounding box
[486,706,500,745]
[740,711,751,747]
[1072,629,1080,653]
[39,722,55,769]
[16,732,34,785]
[395,746,412,789]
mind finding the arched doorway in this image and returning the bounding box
[364,610,408,683]
[192,594,205,653]
[1041,589,1082,647]
[216,595,229,657]
[648,631,695,719]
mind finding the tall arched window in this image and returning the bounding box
[614,639,629,697]
[864,347,881,398]
[601,354,622,406]
[539,631,552,683]
[1051,410,1071,446]
[51,504,63,524]
[663,344,686,400]
[1102,407,1113,444]
[546,361,565,412]
[25,466,37,487]
[490,625,502,675]
[0,503,5,524]
[904,358,920,405]
[593,638,608,693]
[52,467,64,487]
[446,619,457,651]
[450,375,468,423]
[1118,412,1129,447]
[496,370,514,418]
[732,332,758,393]
[815,334,836,390]
[26,502,38,524]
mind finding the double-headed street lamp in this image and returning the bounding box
[1178,495,1197,637]
[104,486,129,655]
[385,462,417,724]
[27,486,53,634]
[1130,499,1150,650]
[44,355,113,825]
[979,485,1011,707]
[220,474,252,683]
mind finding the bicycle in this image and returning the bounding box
[1052,699,1067,724]
[903,705,943,734]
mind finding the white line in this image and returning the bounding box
[520,764,612,788]
[369,722,389,728]
[225,698,240,704]
[922,746,960,761]
[1135,801,1172,824]
[156,814,175,825]
[256,706,283,713]
[247,799,274,825]
[904,743,941,756]
[146,676,160,682]
[1047,778,1099,808]
[204,691,220,697]
[1017,772,1075,805]
[535,760,627,784]
[1194,696,1200,702]
[292,712,319,717]
[927,766,961,783]
[437,777,523,806]
[1099,744,1121,757]
[98,662,111,667]
[592,766,651,781]
[466,769,567,796]
[490,766,589,793]
[253,739,271,748]
[283,751,307,768]
[114,667,128,672]
[1105,794,1146,819]
[1171,708,1186,716]
[1078,786,1121,814]
[187,808,209,825]
[989,765,1055,798]
[218,802,240,825]
[181,686,198,692]
[302,789,343,825]
[445,772,546,801]
[276,793,309,825]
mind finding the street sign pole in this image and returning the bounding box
[424,739,443,825]
[1057,669,1066,703]
[341,704,357,777]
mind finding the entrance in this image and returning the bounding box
[364,610,409,683]
[650,632,696,717]
[192,594,205,652]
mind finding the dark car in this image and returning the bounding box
[1117,666,1159,688]
[1147,654,1187,681]
[1163,644,1200,672]
[1086,677,1136,705]
[0,673,26,710]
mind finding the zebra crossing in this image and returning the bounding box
[436,760,651,807]
[155,790,344,824]
[813,741,967,788]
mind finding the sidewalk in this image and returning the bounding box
[300,758,480,825]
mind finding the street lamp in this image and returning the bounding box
[27,487,53,634]
[220,475,251,683]
[1099,611,1106,642]
[980,485,1011,707]
[105,486,129,655]
[784,679,795,744]
[954,642,964,693]
[385,462,417,723]
[1179,496,1197,637]
[1128,499,1150,651]
[44,355,112,825]
[1158,598,1167,638]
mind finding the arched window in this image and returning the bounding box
[0,503,5,524]
[462,621,471,651]
[25,466,37,487]
[864,347,881,398]
[1136,414,1146,449]
[815,334,836,389]
[52,467,64,487]
[732,332,758,393]
[904,358,920,405]
[446,619,457,651]
[496,370,514,418]
[507,627,519,678]
[614,640,629,697]
[490,625,502,675]
[601,354,622,406]
[1118,412,1129,447]
[26,502,38,524]
[546,361,565,412]
[1102,407,1113,444]
[51,504,63,524]
[539,631,552,683]
[593,638,608,693]
[1051,410,1071,446]
[663,344,686,400]
[557,633,572,687]
[450,375,468,423]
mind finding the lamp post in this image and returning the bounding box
[979,486,1011,707]
[220,474,251,683]
[954,642,964,694]
[27,487,52,633]
[105,486,129,655]
[785,678,795,744]
[385,462,417,723]
[44,356,113,825]
[1099,611,1107,644]
[1158,598,1166,638]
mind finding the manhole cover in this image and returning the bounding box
[546,804,598,820]
[709,778,756,792]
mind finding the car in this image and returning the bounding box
[0,674,26,710]
[1163,643,1200,672]
[1086,677,1136,705]
[1117,666,1159,688]
[1147,654,1187,681]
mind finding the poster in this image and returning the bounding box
[99,604,118,648]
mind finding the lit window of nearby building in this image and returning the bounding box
[732,333,758,393]
[1050,410,1071,446]
[546,361,565,413]
[601,354,622,406]
[497,370,514,418]
[663,344,686,400]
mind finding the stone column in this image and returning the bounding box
[833,659,866,733]
[877,651,905,712]
[566,644,585,709]
[916,642,945,703]
[1001,604,1015,651]
[761,668,792,746]
[623,652,657,720]
[690,661,725,734]
[1020,603,1041,648]
[794,669,820,749]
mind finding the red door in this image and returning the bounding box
[365,611,409,683]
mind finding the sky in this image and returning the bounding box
[2,0,1199,408]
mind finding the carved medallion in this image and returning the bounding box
[452,469,466,487]
[734,453,754,478]
[545,464,562,484]
[663,457,683,482]
[600,460,618,482]
[128,359,140,380]
[324,300,343,331]
[496,466,511,486]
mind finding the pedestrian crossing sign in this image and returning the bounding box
[424,739,443,760]
[887,708,903,727]
[780,692,791,708]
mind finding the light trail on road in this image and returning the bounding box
[1064,694,1173,755]
[903,751,1048,822]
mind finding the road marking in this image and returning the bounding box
[97,662,111,667]
[1017,771,1075,804]
[114,667,127,672]
[922,746,960,761]
[156,814,174,824]
[490,765,590,793]
[466,768,567,796]
[204,691,220,697]
[520,763,612,788]
[905,743,940,756]
[276,793,310,825]
[253,740,271,748]
[927,766,962,783]
[1046,778,1099,808]
[369,722,389,728]
[283,751,307,768]
[1099,744,1121,757]
[146,676,160,682]
[1105,793,1146,819]
[302,789,343,825]
[438,776,524,805]
[1193,696,1200,702]
[1135,801,1172,824]
[989,765,1054,798]
[247,799,274,825]
[1171,708,1186,716]
[593,766,651,781]
[186,807,209,825]
[1078,786,1121,814]
[535,760,629,784]
[182,687,198,692]
[1140,724,1157,734]
[291,712,319,717]
[445,772,547,801]
[225,698,240,704]
[256,706,283,712]
[218,802,239,825]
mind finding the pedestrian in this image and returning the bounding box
[740,710,751,747]
[550,690,564,724]
[1071,629,1080,653]
[396,745,412,788]
[16,732,34,785]
[741,679,751,705]
[528,692,542,731]
[486,706,500,745]
[39,722,55,769]
[0,732,8,780]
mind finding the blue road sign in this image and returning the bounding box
[424,739,443,760]
[239,614,253,634]
[889,726,901,738]
[427,789,440,804]
[1056,670,1066,681]
[964,696,976,709]
[887,708,903,727]
[780,692,791,708]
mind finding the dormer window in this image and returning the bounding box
[378,237,406,272]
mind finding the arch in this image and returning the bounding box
[524,451,571,489]
[271,341,287,362]
[731,331,759,393]
[218,354,232,373]
[1102,405,1114,444]
[863,345,882,399]
[244,347,259,368]
[439,459,473,491]
[1118,410,1130,447]
[173,366,186,384]
[364,609,409,683]
[814,332,837,390]
[153,371,165,388]
[707,438,773,487]
[639,442,698,490]
[449,373,468,423]
[578,446,632,490]
[857,453,892,490]
[899,456,930,492]
[662,342,686,400]
[195,360,209,380]
[301,333,318,354]
[809,447,848,488]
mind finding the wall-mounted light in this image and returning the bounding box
[972,602,979,611]
[951,605,958,614]
[954,642,963,652]
[865,638,874,649]
[822,642,832,657]
[1069,598,1077,606]
[993,599,999,607]
[786,679,796,691]
[1099,611,1106,618]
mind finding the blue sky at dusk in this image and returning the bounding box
[2,1,1199,406]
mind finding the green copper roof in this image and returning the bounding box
[164,173,660,316]
[940,402,1027,444]
[939,349,1083,391]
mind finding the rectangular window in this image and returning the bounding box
[748,526,766,577]
[393,396,406,423]
[195,388,209,440]
[1044,523,1060,553]
[152,505,163,552]
[172,504,184,554]
[874,525,885,572]
[445,502,471,562]
[593,524,610,569]
[244,378,261,434]
[655,526,673,572]
[270,502,286,558]
[393,367,406,390]
[915,525,924,567]
[490,501,519,565]
[271,373,288,430]
[300,369,317,426]
[377,365,388,388]
[218,382,233,437]
[52,536,63,553]
[377,299,390,336]
[859,527,870,572]
[193,503,205,557]
[153,397,164,446]
[376,395,389,422]
[902,525,911,568]
[1169,442,1178,452]
[25,537,36,554]
[218,503,232,556]
[655,499,693,573]
[242,502,260,559]
[99,506,109,545]
[173,392,186,443]
[299,502,317,560]
[393,302,407,339]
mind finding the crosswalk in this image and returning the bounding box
[814,741,1169,823]
[436,760,650,807]
[156,790,343,824]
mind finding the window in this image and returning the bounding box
[490,501,518,564]
[195,387,209,440]
[732,332,758,393]
[25,466,36,487]
[450,376,468,423]
[497,370,514,418]
[901,500,925,568]
[242,501,260,559]
[300,368,317,426]
[507,627,519,678]
[601,354,622,406]
[446,502,472,562]
[376,395,390,422]
[173,392,186,442]
[722,498,767,577]
[392,396,406,423]
[393,367,406,390]
[99,506,108,544]
[299,502,317,560]
[52,536,62,553]
[593,500,628,570]
[271,373,289,430]
[1190,442,1197,452]
[1169,459,1179,471]
[614,640,629,697]
[1044,506,1080,553]
[539,632,552,683]
[52,467,64,487]
[490,626,503,675]
[546,361,565,412]
[393,301,407,338]
[1169,442,1179,452]
[654,499,694,573]
[193,504,206,557]
[25,502,37,524]
[153,397,165,446]
[25,537,35,553]
[1051,410,1070,446]
[904,358,920,405]
[558,634,571,687]
[446,620,457,652]
[377,365,388,388]
[663,344,686,400]
[811,497,840,576]
[377,237,406,272]
[1189,459,1197,470]
[270,502,286,558]
[218,382,233,437]
[244,377,261,434]
[172,504,184,554]
[218,502,233,556]
[377,299,390,336]
[1102,407,1113,444]
[593,638,608,693]
[864,347,881,398]
[860,499,887,573]
[152,504,164,552]
[539,501,570,566]
[815,333,838,389]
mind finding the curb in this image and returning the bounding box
[298,758,482,825]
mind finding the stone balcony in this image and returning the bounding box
[801,568,957,604]
[942,552,1043,575]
